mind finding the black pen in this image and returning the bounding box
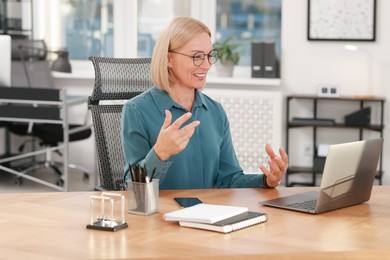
[142,165,148,183]
[135,164,140,182]
[133,164,139,182]
[129,163,134,182]
[150,167,156,182]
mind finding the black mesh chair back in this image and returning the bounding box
[89,57,152,190]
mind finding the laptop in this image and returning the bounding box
[261,138,383,214]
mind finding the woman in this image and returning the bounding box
[121,16,288,190]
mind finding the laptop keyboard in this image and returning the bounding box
[286,200,317,210]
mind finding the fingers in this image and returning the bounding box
[265,144,288,169]
[154,110,200,161]
[260,144,290,187]
[171,111,193,130]
[180,120,200,135]
[259,163,278,187]
[268,159,280,179]
[260,160,280,187]
[279,147,289,164]
[161,110,193,131]
[160,110,199,134]
[161,110,172,130]
[174,119,200,146]
[265,143,276,159]
[259,164,271,178]
[165,110,200,133]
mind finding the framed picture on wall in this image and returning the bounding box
[307,0,376,41]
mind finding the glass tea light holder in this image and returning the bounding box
[86,192,128,231]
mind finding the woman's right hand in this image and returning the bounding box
[153,110,200,161]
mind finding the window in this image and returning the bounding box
[137,0,190,57]
[216,0,282,67]
[58,0,114,60]
[41,0,281,71]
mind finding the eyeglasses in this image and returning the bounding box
[169,50,219,66]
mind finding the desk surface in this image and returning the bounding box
[0,186,389,259]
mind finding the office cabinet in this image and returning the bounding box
[0,0,32,38]
[285,95,385,187]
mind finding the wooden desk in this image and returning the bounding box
[0,186,389,259]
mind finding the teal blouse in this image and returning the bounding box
[121,87,267,190]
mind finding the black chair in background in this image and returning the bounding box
[4,38,92,187]
[89,57,152,190]
[0,87,90,191]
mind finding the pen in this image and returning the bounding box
[129,163,134,182]
[132,164,138,182]
[135,164,140,182]
[140,166,146,183]
[150,167,156,182]
[130,163,155,183]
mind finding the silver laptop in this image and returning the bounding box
[261,138,383,214]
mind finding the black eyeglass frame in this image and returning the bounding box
[169,50,219,66]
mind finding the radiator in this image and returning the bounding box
[202,89,282,173]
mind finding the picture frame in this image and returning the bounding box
[307,0,376,41]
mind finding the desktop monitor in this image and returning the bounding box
[0,35,11,87]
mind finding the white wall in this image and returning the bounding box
[281,0,390,185]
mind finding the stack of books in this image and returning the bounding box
[163,203,268,233]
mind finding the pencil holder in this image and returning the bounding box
[127,179,159,215]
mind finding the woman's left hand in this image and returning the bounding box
[259,144,289,188]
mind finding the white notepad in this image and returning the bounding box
[179,211,268,233]
[163,203,248,224]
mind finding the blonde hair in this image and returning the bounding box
[151,16,211,92]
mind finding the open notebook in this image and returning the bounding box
[261,138,383,214]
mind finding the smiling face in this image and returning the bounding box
[167,32,213,91]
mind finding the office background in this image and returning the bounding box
[1,0,389,188]
[281,0,389,185]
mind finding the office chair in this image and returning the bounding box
[89,56,152,190]
[5,38,92,187]
[8,122,92,185]
[0,86,91,191]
